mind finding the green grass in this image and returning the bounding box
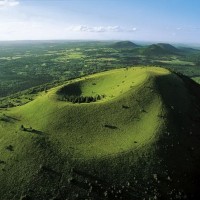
[0,66,200,199]
[193,76,200,84]
[7,67,167,157]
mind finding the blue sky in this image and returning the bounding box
[0,0,200,43]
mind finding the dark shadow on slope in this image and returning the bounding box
[20,125,44,135]
[6,145,14,151]
[122,105,130,109]
[104,124,118,129]
[0,160,5,164]
[6,115,20,121]
[0,114,20,123]
[175,72,200,101]
[69,168,142,199]
[155,71,200,199]
[39,165,62,178]
[28,129,43,135]
[57,82,82,96]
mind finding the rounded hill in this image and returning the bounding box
[0,67,200,199]
[142,43,180,56]
[110,41,139,49]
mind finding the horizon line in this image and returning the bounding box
[0,39,200,46]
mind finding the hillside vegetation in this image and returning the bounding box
[109,41,139,49]
[0,66,200,199]
[142,43,181,56]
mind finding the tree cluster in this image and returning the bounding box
[60,94,105,103]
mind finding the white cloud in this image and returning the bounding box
[66,25,106,32]
[106,26,122,32]
[68,25,91,32]
[92,26,106,32]
[128,27,137,32]
[0,0,19,7]
[66,25,137,33]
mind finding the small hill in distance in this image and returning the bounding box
[110,41,139,49]
[156,43,180,52]
[142,43,181,56]
[178,46,200,53]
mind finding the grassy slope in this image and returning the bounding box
[8,67,166,157]
[0,67,200,199]
[193,76,200,84]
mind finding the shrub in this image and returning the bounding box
[20,125,26,131]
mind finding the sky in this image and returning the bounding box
[0,0,200,43]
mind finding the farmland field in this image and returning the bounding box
[1,41,200,99]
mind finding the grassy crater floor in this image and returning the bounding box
[1,66,200,199]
